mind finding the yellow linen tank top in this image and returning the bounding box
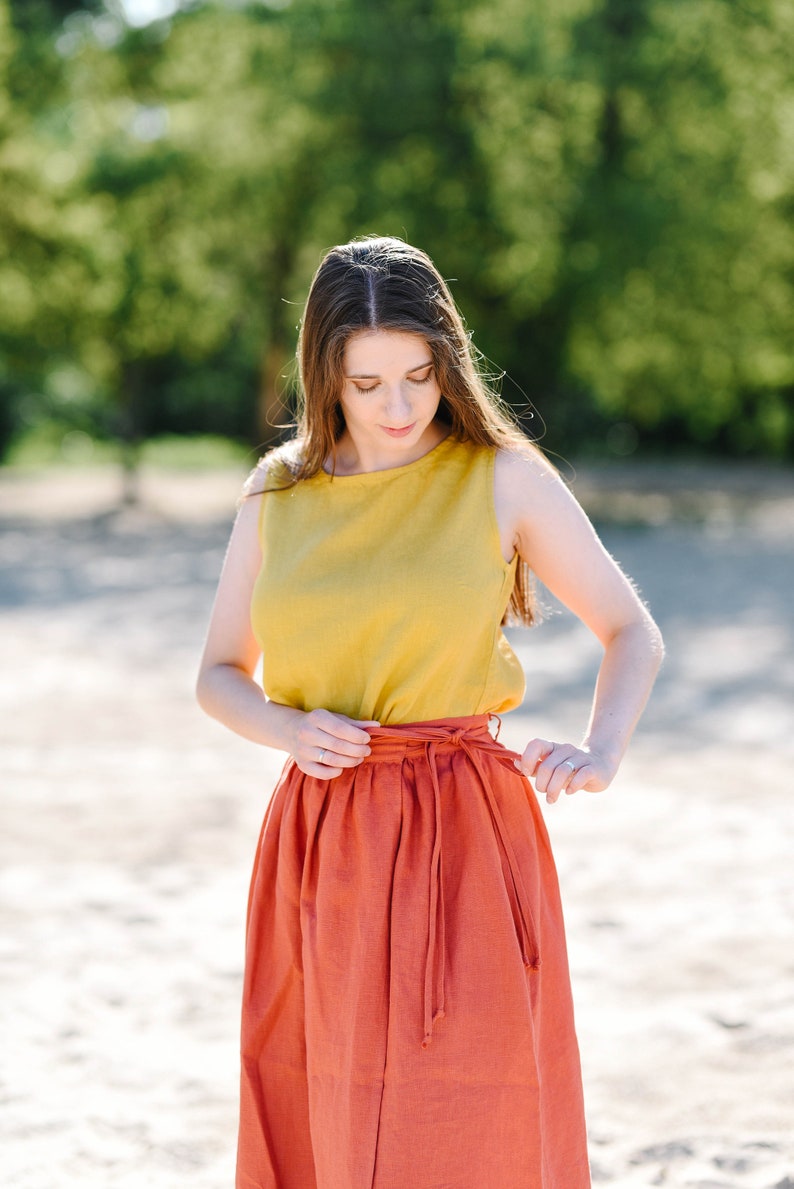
[250,434,525,725]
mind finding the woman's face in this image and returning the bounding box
[338,330,443,467]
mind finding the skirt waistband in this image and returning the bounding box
[364,713,502,758]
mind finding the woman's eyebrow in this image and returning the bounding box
[345,360,434,379]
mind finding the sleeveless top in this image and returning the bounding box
[250,434,526,725]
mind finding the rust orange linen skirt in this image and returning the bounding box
[236,715,590,1189]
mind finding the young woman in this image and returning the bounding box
[197,236,663,1189]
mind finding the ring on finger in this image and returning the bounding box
[561,759,577,772]
[318,747,326,763]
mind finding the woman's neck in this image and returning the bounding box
[329,420,449,476]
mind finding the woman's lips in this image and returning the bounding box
[380,423,417,438]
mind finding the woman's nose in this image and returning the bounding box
[385,384,411,416]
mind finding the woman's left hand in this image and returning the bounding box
[515,738,618,804]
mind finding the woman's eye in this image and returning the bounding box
[354,384,378,394]
[409,369,434,385]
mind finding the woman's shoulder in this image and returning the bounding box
[241,439,305,498]
[493,441,573,523]
[494,440,558,484]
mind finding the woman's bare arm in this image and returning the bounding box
[494,449,665,803]
[196,491,376,778]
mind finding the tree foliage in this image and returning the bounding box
[1,0,792,461]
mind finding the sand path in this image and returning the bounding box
[2,463,792,1188]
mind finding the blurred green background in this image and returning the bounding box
[1,0,793,472]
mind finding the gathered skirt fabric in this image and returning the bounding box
[236,715,591,1189]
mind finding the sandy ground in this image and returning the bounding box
[1,461,793,1189]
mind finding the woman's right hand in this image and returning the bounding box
[287,708,379,778]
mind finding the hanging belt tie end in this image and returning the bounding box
[413,721,540,1049]
[421,1007,446,1050]
[421,740,447,1050]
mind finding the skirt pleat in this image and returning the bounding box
[236,715,591,1189]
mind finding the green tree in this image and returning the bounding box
[460,0,794,455]
[1,0,792,465]
[0,0,90,454]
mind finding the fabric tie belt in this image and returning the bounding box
[362,714,541,1049]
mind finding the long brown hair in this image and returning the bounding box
[255,236,541,625]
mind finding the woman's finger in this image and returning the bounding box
[539,752,582,801]
[296,713,375,762]
[564,765,591,795]
[522,740,578,792]
[291,709,383,777]
[312,729,372,760]
[516,738,611,803]
[296,758,345,780]
[310,709,379,747]
[310,740,369,768]
[515,737,553,777]
[544,757,589,803]
[335,712,381,731]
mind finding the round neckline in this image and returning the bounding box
[318,431,457,483]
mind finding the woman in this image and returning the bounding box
[197,236,663,1189]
